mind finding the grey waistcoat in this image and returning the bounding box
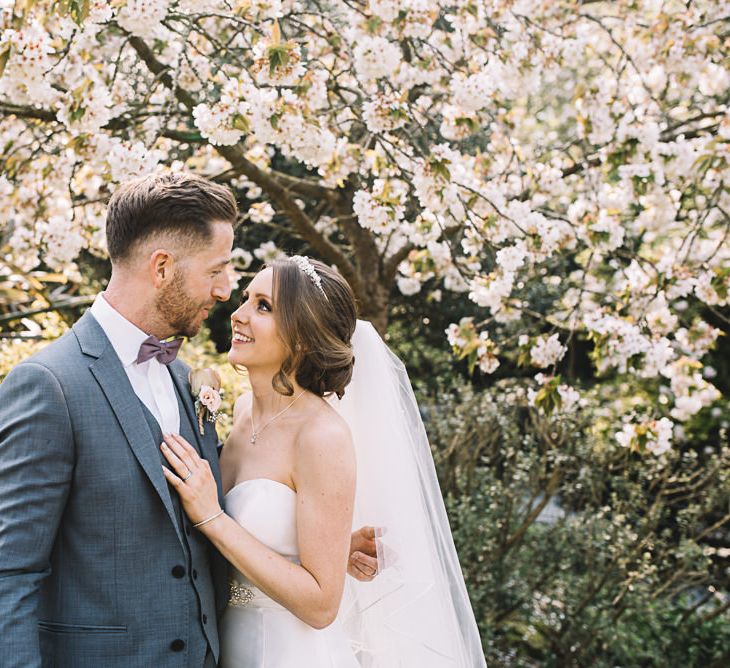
[137,384,219,667]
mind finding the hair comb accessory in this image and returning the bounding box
[290,255,328,300]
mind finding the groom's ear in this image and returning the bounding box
[149,248,176,287]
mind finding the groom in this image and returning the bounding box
[0,172,378,667]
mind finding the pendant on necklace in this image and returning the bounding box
[249,390,305,447]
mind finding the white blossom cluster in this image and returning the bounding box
[353,36,401,81]
[616,417,674,456]
[108,141,162,183]
[353,179,407,234]
[116,0,170,40]
[192,77,252,146]
[231,247,253,270]
[0,0,726,456]
[250,40,306,87]
[664,360,722,422]
[253,241,286,263]
[0,17,57,105]
[530,334,568,369]
[362,93,408,133]
[527,373,581,414]
[245,0,295,21]
[584,312,653,375]
[446,318,499,374]
[247,202,275,224]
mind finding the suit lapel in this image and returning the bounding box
[75,312,184,547]
[168,361,222,490]
[168,362,206,454]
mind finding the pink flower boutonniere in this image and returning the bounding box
[189,367,223,435]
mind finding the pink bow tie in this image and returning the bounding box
[136,335,184,365]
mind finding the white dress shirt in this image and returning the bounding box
[90,293,180,434]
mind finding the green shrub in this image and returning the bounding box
[425,382,730,668]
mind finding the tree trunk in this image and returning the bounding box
[355,282,390,336]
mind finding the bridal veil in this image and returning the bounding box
[333,320,487,667]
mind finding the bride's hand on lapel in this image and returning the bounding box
[161,433,223,527]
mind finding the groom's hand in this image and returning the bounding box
[348,526,380,582]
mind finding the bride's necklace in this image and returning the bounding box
[249,390,306,445]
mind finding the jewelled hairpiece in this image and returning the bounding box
[290,255,328,300]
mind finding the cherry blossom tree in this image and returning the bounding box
[0,0,727,455]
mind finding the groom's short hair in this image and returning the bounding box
[106,172,239,263]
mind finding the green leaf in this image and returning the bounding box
[454,116,479,133]
[0,45,11,78]
[366,16,382,34]
[430,158,451,181]
[517,347,532,368]
[54,0,90,23]
[267,45,291,76]
[231,113,250,133]
[390,107,409,122]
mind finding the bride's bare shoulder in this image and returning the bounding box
[295,402,354,470]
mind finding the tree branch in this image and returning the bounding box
[384,242,416,285]
[502,468,561,554]
[0,101,56,122]
[701,598,730,624]
[0,101,204,143]
[0,295,94,324]
[126,36,363,295]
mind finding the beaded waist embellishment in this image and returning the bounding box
[228,580,255,607]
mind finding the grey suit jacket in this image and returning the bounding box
[0,311,229,667]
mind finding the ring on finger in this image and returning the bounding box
[182,470,193,481]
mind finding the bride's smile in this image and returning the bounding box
[228,267,287,374]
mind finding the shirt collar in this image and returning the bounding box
[89,293,151,368]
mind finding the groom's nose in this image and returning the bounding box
[212,271,232,302]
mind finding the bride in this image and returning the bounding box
[161,255,486,667]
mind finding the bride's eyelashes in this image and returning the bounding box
[239,291,272,312]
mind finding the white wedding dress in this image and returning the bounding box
[219,478,360,667]
[219,321,486,667]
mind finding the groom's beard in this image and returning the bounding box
[155,268,208,338]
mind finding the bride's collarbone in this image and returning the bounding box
[222,399,333,491]
[222,430,297,495]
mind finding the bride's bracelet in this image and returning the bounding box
[193,509,224,529]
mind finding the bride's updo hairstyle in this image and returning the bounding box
[270,257,357,400]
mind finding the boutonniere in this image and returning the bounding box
[189,367,223,435]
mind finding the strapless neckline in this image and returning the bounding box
[225,477,297,498]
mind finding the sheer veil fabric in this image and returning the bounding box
[333,320,487,667]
